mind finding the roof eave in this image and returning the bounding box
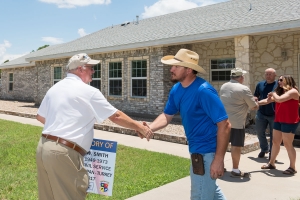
[25,20,300,62]
[0,62,35,69]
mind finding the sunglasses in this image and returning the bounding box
[278,78,283,82]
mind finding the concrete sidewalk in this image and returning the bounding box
[1,114,299,200]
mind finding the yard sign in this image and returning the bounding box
[84,139,117,196]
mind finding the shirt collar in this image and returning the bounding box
[67,73,83,81]
[230,79,239,83]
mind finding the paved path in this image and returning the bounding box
[0,114,299,200]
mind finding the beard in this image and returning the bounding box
[171,78,178,83]
[170,72,185,83]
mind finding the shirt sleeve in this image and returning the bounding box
[37,95,48,118]
[253,83,259,97]
[164,87,179,115]
[244,87,257,109]
[89,90,118,123]
[198,87,228,124]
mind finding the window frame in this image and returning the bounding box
[8,72,13,91]
[53,66,62,85]
[210,58,236,82]
[90,63,102,91]
[131,60,147,98]
[108,62,122,96]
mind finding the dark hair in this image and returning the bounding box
[192,70,198,74]
[275,75,299,96]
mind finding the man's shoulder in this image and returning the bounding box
[256,80,266,86]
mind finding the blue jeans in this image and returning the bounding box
[255,111,274,152]
[190,152,226,200]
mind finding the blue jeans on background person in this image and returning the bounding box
[190,152,226,200]
[255,111,274,153]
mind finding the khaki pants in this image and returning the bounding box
[36,136,89,200]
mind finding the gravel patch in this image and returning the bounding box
[0,100,258,140]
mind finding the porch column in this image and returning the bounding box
[234,35,253,89]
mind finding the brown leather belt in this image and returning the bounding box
[42,134,86,156]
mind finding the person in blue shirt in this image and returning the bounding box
[145,49,231,200]
[254,68,277,159]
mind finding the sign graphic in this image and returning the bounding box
[84,139,117,196]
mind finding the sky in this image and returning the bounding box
[0,0,228,64]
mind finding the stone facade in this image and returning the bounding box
[1,31,299,119]
[0,66,37,101]
[192,39,235,91]
[251,32,300,92]
[31,45,196,116]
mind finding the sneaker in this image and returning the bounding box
[258,151,267,158]
[230,171,251,178]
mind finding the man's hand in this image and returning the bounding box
[267,92,273,98]
[137,122,153,141]
[210,158,224,179]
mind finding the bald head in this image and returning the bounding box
[264,68,276,83]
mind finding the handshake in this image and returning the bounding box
[136,121,154,141]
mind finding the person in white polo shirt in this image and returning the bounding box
[220,68,258,178]
[36,53,153,200]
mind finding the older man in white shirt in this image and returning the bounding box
[36,53,153,200]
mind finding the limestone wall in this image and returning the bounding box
[35,58,69,104]
[192,39,235,91]
[33,47,184,116]
[0,67,36,101]
[251,32,300,91]
[1,31,299,118]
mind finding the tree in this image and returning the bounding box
[37,45,49,51]
[4,60,9,63]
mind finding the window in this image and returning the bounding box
[53,67,62,84]
[109,62,122,96]
[8,73,13,91]
[211,58,235,81]
[90,63,101,90]
[131,60,147,97]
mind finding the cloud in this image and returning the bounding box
[39,0,111,8]
[0,40,12,57]
[78,28,88,37]
[41,37,64,44]
[141,0,227,18]
[0,40,29,64]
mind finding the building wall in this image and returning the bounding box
[251,32,300,91]
[192,39,236,91]
[33,47,189,116]
[1,31,299,118]
[35,58,69,104]
[0,66,36,101]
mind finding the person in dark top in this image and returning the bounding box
[254,68,277,159]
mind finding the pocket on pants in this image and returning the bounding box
[76,157,89,198]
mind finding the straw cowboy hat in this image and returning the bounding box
[161,49,206,74]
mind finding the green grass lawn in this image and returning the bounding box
[0,119,190,200]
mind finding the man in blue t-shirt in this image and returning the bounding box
[254,68,277,159]
[145,49,231,200]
